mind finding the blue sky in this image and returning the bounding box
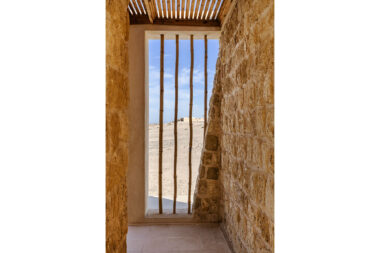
[149,39,219,124]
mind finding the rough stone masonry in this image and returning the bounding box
[106,0,130,252]
[193,0,274,252]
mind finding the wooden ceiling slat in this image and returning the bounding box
[144,0,149,14]
[129,1,138,15]
[177,0,180,19]
[193,0,198,18]
[156,0,163,18]
[189,0,193,19]
[194,0,201,19]
[131,16,220,25]
[181,0,185,19]
[142,0,154,22]
[149,0,157,19]
[128,5,134,15]
[197,0,206,20]
[136,0,145,14]
[152,0,159,19]
[137,0,146,15]
[132,0,142,14]
[140,0,147,14]
[162,0,167,18]
[189,0,197,19]
[189,0,195,19]
[217,0,227,20]
[137,0,144,14]
[218,0,231,24]
[211,0,222,19]
[129,0,225,25]
[205,0,216,20]
[172,0,176,19]
[167,0,172,19]
[201,0,211,19]
[185,0,191,19]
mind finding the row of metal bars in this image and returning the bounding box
[158,34,208,214]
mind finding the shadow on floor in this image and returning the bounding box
[147,196,189,214]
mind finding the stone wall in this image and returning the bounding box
[193,0,274,252]
[106,0,130,252]
[192,92,222,222]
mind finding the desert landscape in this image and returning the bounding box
[148,118,204,214]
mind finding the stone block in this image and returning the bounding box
[207,167,219,180]
[198,180,208,195]
[207,180,219,195]
[205,135,219,151]
[254,208,271,245]
[194,197,201,210]
[265,176,274,216]
[252,172,267,205]
[253,106,267,137]
[265,107,274,140]
[262,142,274,174]
[253,138,264,168]
[202,152,213,165]
[199,166,206,178]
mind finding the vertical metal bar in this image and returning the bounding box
[173,34,179,214]
[188,34,194,214]
[159,34,164,214]
[204,35,208,137]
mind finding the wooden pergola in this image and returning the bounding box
[128,0,232,26]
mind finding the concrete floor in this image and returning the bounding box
[127,224,232,253]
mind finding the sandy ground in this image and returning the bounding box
[148,119,204,213]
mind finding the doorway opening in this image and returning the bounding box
[146,33,219,215]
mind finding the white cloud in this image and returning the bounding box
[164,72,174,79]
[148,65,174,91]
[179,67,204,87]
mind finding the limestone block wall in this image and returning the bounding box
[106,0,130,252]
[192,85,223,222]
[193,0,274,252]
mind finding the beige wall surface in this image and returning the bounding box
[106,0,130,252]
[127,24,220,224]
[127,24,147,224]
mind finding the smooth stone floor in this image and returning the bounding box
[127,224,232,253]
